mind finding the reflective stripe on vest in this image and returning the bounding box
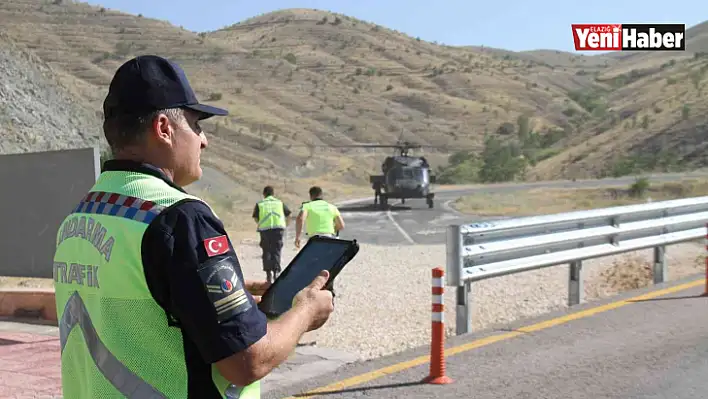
[73,191,166,224]
[257,197,286,231]
[60,292,167,399]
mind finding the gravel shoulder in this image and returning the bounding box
[233,235,706,361]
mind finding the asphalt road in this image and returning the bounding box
[335,171,708,246]
[266,276,708,399]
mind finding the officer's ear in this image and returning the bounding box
[151,112,176,148]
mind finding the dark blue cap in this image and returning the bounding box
[103,55,228,120]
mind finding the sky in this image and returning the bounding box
[82,0,707,52]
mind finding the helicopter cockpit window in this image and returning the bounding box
[398,168,426,178]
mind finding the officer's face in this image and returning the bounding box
[170,109,208,187]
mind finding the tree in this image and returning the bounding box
[517,113,531,142]
[477,135,527,183]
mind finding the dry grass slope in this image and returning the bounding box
[1,1,707,210]
[453,177,708,217]
[529,22,708,180]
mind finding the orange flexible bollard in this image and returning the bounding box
[422,267,453,384]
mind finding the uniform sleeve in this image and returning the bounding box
[332,204,341,217]
[142,200,268,364]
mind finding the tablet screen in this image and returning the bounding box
[264,239,351,315]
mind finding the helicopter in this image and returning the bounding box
[278,137,463,210]
[311,141,438,209]
[365,141,436,209]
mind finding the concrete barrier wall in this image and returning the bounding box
[0,147,99,278]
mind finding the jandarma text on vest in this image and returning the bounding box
[56,214,115,262]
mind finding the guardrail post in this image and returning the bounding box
[422,267,453,385]
[704,223,708,297]
[653,246,667,284]
[456,283,471,335]
[568,261,583,306]
[447,224,470,335]
[445,225,462,287]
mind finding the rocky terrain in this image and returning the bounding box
[0,32,102,155]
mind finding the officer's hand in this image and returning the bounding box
[245,280,270,303]
[294,238,301,249]
[293,270,334,332]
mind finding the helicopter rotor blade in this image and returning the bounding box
[281,142,479,153]
[285,143,430,150]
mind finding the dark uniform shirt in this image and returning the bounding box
[103,160,268,398]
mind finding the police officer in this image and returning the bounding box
[294,186,345,248]
[51,55,334,399]
[252,186,291,283]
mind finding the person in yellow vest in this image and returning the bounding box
[252,185,291,283]
[51,55,334,399]
[294,186,345,248]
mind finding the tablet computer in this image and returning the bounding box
[257,235,359,318]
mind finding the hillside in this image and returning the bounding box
[0,32,101,154]
[528,21,708,180]
[0,1,707,208]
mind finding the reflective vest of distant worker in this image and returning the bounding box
[294,186,345,248]
[256,195,287,232]
[253,186,291,283]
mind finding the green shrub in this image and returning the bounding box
[629,177,650,198]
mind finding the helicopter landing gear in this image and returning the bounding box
[374,192,389,209]
[426,194,434,209]
[379,194,388,209]
[373,185,382,207]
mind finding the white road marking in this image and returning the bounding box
[340,211,387,219]
[416,228,446,236]
[443,199,465,216]
[386,209,415,244]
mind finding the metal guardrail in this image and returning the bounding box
[445,196,708,335]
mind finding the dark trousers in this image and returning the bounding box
[259,228,284,282]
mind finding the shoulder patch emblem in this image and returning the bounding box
[197,256,252,323]
[204,235,229,257]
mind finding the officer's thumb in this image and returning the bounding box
[308,270,330,290]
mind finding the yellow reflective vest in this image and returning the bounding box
[300,199,339,235]
[256,196,286,231]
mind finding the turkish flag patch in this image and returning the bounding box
[204,235,229,257]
